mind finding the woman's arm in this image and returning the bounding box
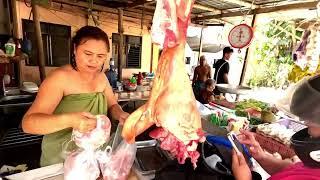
[238,130,293,175]
[255,152,293,175]
[22,70,96,135]
[103,76,129,124]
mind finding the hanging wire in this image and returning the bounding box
[239,0,255,16]
[317,1,320,19]
[47,9,81,29]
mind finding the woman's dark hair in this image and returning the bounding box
[71,26,110,70]
[205,79,215,87]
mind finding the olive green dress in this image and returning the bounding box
[40,92,107,167]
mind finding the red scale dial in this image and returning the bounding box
[228,24,254,49]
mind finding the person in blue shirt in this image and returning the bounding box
[106,59,117,89]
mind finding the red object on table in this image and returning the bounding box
[210,100,236,109]
[137,72,143,85]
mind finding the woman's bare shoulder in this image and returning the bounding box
[46,65,74,80]
[98,71,108,85]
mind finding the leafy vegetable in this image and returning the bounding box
[235,110,248,117]
[250,117,262,125]
[235,109,263,125]
[235,99,269,111]
[210,113,228,126]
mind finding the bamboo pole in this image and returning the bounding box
[31,1,46,82]
[197,27,204,64]
[269,22,301,41]
[239,14,257,85]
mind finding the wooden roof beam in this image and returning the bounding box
[194,1,318,21]
[193,3,221,14]
[127,0,149,8]
[222,0,258,8]
[133,3,221,14]
[51,0,154,17]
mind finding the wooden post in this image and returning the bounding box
[10,0,23,87]
[117,8,124,81]
[239,14,256,85]
[150,43,153,73]
[11,0,19,38]
[31,1,46,82]
[197,27,204,64]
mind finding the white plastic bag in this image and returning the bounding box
[64,150,100,180]
[100,140,137,180]
[64,115,111,180]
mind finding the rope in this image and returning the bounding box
[239,0,256,19]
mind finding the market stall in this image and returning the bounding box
[202,97,306,160]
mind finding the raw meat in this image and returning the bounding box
[122,0,205,168]
[72,115,111,150]
[149,127,204,167]
[64,115,111,180]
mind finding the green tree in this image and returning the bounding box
[246,20,302,88]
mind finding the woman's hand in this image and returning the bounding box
[118,111,130,125]
[237,130,266,161]
[232,150,252,180]
[67,112,97,133]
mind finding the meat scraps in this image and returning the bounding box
[122,0,205,168]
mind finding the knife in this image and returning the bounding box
[111,123,123,152]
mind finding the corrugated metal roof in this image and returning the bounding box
[60,0,316,20]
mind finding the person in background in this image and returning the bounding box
[192,55,212,100]
[199,79,215,104]
[232,75,320,180]
[213,47,233,94]
[106,58,117,89]
[22,26,129,167]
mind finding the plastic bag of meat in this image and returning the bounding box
[64,150,100,180]
[99,140,137,180]
[64,115,111,180]
[73,115,111,150]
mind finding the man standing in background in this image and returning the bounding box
[213,47,233,94]
[192,55,212,100]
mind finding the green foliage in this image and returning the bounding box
[246,20,302,88]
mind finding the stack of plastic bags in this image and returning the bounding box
[64,115,136,180]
